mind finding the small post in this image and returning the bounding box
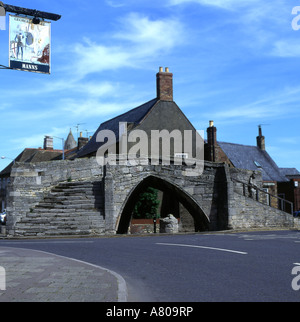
[153,215,157,234]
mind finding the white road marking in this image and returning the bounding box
[156,242,248,255]
[293,263,300,266]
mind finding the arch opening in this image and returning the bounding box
[117,175,209,234]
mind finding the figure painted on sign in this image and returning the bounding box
[37,44,49,64]
[15,32,24,60]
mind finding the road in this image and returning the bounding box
[1,230,300,302]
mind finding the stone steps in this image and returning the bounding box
[16,180,105,237]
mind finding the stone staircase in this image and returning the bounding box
[15,181,105,237]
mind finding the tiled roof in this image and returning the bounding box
[217,141,288,182]
[0,148,62,176]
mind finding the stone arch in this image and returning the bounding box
[116,175,209,234]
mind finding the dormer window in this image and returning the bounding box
[254,161,262,168]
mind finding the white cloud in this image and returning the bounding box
[60,98,140,119]
[168,0,291,58]
[79,82,117,98]
[70,13,185,79]
[278,137,300,145]
[72,41,133,78]
[203,86,300,123]
[271,40,300,57]
[9,126,74,150]
[168,0,260,10]
[114,13,184,54]
[105,0,125,8]
[10,133,46,150]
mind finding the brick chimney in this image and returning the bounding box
[43,136,53,150]
[156,67,173,101]
[207,120,217,162]
[78,132,89,151]
[256,125,265,151]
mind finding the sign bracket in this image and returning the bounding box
[0,64,11,69]
[0,2,61,21]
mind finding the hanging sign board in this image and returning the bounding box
[9,15,51,74]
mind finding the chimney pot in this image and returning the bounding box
[209,120,214,127]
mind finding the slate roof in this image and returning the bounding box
[217,141,288,182]
[279,168,300,176]
[279,168,300,179]
[76,98,158,157]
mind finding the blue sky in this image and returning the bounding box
[0,0,300,171]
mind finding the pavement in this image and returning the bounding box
[0,246,127,302]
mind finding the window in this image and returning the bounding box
[263,188,270,206]
[254,161,262,168]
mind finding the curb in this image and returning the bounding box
[0,246,128,302]
[27,248,128,302]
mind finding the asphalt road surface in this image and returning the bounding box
[1,230,300,302]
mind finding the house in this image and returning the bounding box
[76,67,201,162]
[205,121,300,212]
[75,67,203,222]
[278,168,300,212]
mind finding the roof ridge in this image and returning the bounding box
[100,98,157,126]
[217,141,257,148]
[76,98,158,158]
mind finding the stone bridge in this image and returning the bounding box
[104,160,228,234]
[5,157,295,237]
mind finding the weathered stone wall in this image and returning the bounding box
[228,191,293,229]
[6,158,103,235]
[294,217,300,230]
[5,157,296,237]
[227,167,294,229]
